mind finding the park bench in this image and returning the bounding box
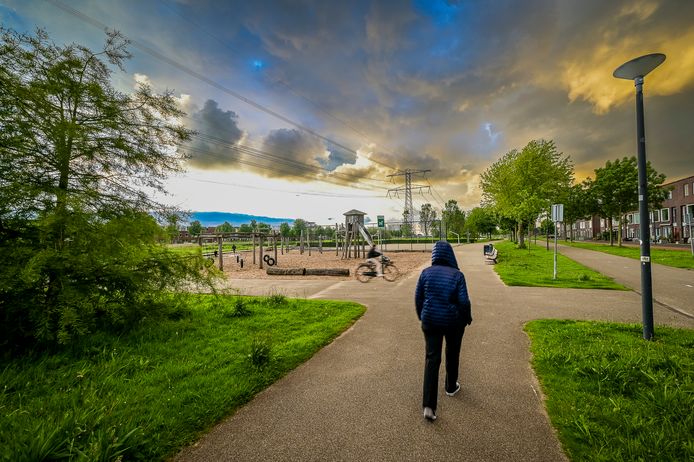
[483,244,498,265]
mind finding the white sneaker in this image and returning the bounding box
[423,407,436,421]
[445,382,461,397]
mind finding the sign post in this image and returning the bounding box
[551,204,564,280]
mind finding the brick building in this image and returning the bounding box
[624,174,694,243]
[569,174,694,243]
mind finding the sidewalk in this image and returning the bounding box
[176,243,692,462]
[558,244,694,319]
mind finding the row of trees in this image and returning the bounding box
[480,139,667,248]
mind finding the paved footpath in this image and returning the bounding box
[559,244,694,319]
[177,244,693,462]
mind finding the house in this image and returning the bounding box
[625,175,694,243]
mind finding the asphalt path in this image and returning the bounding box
[558,244,694,319]
[177,243,693,462]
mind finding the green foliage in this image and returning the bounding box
[0,295,365,461]
[226,296,252,317]
[480,140,573,247]
[526,320,694,461]
[466,206,497,238]
[187,220,203,236]
[249,335,273,370]
[584,157,667,246]
[493,241,625,289]
[442,199,466,236]
[419,203,436,237]
[0,28,216,350]
[216,221,234,233]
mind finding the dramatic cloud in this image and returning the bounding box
[183,99,245,169]
[6,0,694,217]
[258,129,329,180]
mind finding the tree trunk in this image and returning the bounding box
[518,222,526,249]
[607,217,613,245]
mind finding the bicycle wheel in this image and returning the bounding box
[383,264,399,282]
[355,264,374,283]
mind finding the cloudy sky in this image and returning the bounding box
[2,0,693,223]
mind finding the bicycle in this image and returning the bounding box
[355,255,399,282]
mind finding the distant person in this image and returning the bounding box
[415,241,472,421]
[366,244,383,276]
[232,244,237,253]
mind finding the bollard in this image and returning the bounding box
[236,255,239,263]
[240,258,244,268]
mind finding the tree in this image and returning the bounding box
[0,28,214,349]
[480,140,573,248]
[188,220,203,237]
[401,210,412,237]
[292,219,307,238]
[585,157,667,246]
[419,203,437,237]
[279,222,291,238]
[560,184,590,242]
[216,221,233,233]
[466,207,497,239]
[238,223,253,233]
[442,200,465,237]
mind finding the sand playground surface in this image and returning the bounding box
[220,248,432,281]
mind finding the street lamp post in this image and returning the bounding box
[613,53,666,341]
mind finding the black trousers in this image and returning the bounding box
[422,323,466,411]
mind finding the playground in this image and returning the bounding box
[221,248,431,280]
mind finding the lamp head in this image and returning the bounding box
[614,53,666,80]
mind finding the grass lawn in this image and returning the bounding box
[493,241,626,289]
[526,320,694,461]
[0,294,364,461]
[563,241,694,270]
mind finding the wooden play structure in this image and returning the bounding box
[337,209,375,259]
[197,231,279,271]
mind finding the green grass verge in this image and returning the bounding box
[525,320,694,461]
[493,241,626,289]
[0,294,365,461]
[563,241,694,270]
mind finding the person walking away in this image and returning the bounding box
[415,241,472,421]
[366,244,383,277]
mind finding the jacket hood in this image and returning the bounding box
[431,241,459,269]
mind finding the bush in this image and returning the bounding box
[0,211,218,353]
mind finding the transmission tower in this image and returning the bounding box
[387,169,431,236]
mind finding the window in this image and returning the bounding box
[627,214,633,224]
[653,210,660,222]
[668,190,673,200]
[633,213,640,225]
[661,208,669,222]
[686,184,690,197]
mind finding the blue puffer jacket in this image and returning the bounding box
[415,241,472,328]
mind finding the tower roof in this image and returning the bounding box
[343,209,367,216]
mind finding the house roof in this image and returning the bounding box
[343,209,366,216]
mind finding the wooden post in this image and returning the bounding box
[274,231,278,264]
[218,236,224,271]
[259,234,264,269]
[335,223,339,256]
[300,230,304,254]
[308,229,311,256]
[253,233,256,264]
[319,235,322,254]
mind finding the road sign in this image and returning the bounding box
[377,215,385,228]
[551,204,564,222]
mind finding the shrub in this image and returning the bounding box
[248,335,272,370]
